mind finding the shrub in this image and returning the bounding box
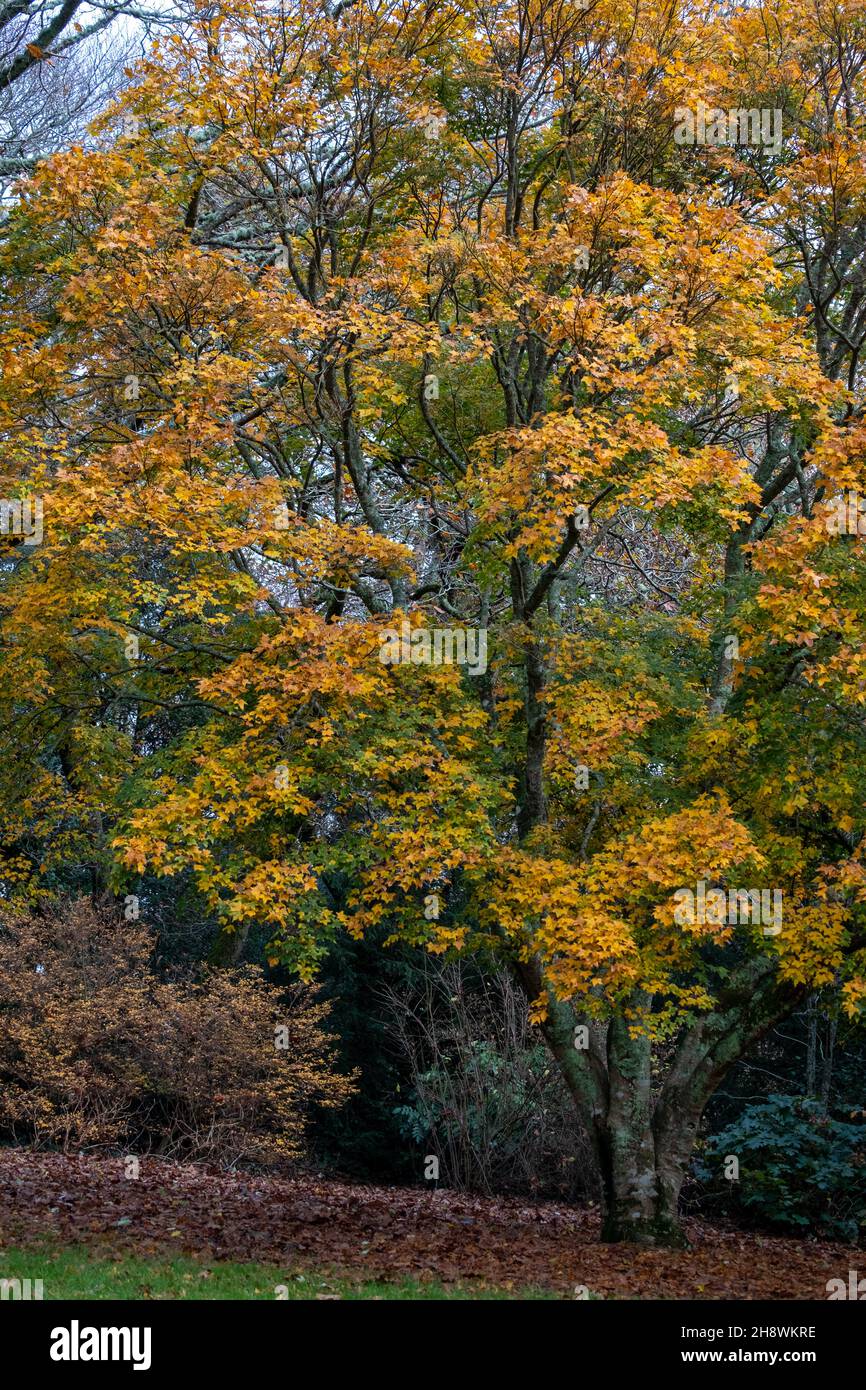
[0,899,354,1165]
[696,1094,866,1243]
[381,960,598,1199]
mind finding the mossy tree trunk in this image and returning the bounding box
[516,959,803,1248]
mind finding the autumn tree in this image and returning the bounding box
[2,0,866,1244]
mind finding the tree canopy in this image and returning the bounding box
[2,0,866,1243]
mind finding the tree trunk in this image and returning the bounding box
[515,963,691,1246]
[208,920,249,967]
[806,993,818,1097]
[597,1016,689,1247]
[820,1012,837,1113]
[516,955,803,1249]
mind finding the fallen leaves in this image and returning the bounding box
[0,1152,854,1300]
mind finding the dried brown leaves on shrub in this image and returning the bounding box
[0,899,355,1164]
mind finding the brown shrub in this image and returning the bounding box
[0,899,354,1165]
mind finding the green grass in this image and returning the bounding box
[0,1243,564,1300]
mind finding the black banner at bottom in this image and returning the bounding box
[3,1296,860,1377]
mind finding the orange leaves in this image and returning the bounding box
[744,437,866,706]
[469,410,758,566]
[2,0,866,1049]
[451,174,816,565]
[461,796,773,1022]
[481,848,642,1011]
[112,608,505,973]
[0,899,354,1161]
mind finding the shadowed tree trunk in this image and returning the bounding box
[516,956,804,1247]
[208,921,249,966]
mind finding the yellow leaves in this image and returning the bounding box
[774,898,850,990]
[111,601,505,955]
[743,438,866,701]
[469,405,760,565]
[467,796,771,1019]
[546,675,660,781]
[842,977,866,1019]
[1,0,864,1049]
[261,514,414,590]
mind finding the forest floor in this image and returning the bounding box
[0,1150,854,1300]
